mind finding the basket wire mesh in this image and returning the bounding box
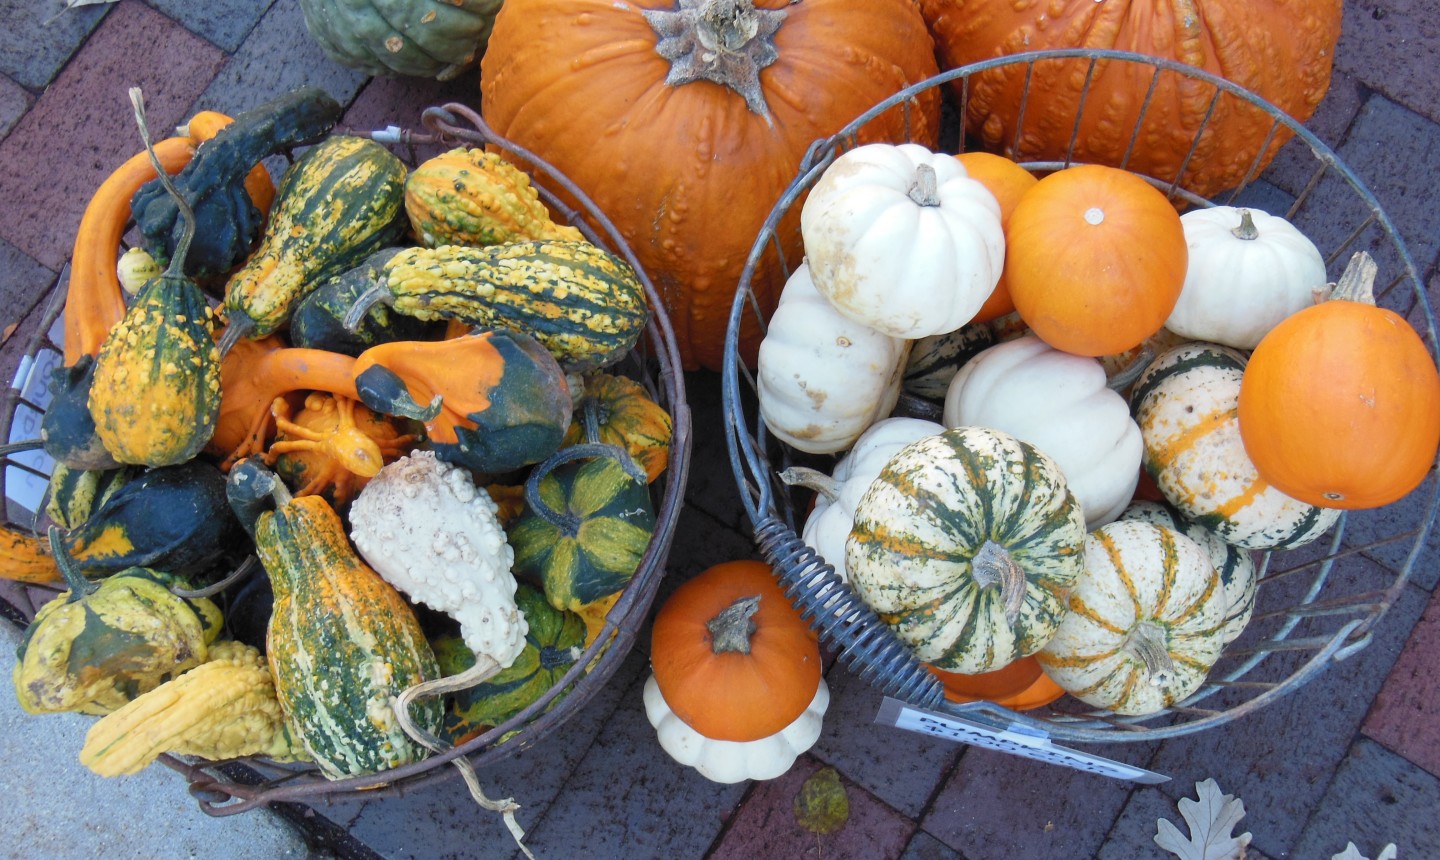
[0,103,692,811]
[722,49,1438,743]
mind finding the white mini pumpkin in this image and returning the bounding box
[942,335,1142,528]
[800,142,1005,338]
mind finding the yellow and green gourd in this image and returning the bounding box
[405,147,586,248]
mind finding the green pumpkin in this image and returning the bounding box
[299,0,504,81]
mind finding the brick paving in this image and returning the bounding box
[2,2,1438,859]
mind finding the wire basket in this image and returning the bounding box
[0,103,691,811]
[722,49,1438,742]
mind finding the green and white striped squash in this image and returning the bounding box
[1130,342,1340,551]
[1037,520,1228,716]
[846,426,1087,674]
[903,321,995,402]
[1119,500,1257,644]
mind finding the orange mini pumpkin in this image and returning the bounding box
[1005,164,1187,357]
[649,560,821,742]
[955,151,1038,325]
[1238,253,1440,509]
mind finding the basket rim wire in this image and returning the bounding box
[721,48,1439,743]
[0,104,693,810]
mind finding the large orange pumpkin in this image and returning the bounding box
[479,0,941,370]
[1005,164,1187,357]
[649,560,821,742]
[918,0,1343,199]
[1238,253,1440,510]
[955,151,1037,325]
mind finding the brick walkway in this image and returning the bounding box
[1,2,1438,858]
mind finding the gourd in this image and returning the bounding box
[13,530,223,715]
[44,462,134,531]
[942,336,1142,529]
[299,0,504,80]
[1119,501,1257,645]
[1237,252,1440,509]
[1131,341,1340,550]
[87,90,223,468]
[116,247,162,295]
[954,151,1038,324]
[131,86,343,279]
[1037,520,1229,716]
[352,330,573,474]
[79,640,310,777]
[1167,207,1328,349]
[268,392,418,507]
[903,321,995,402]
[800,142,1005,339]
[405,147,585,247]
[0,524,61,585]
[287,248,442,356]
[479,0,942,370]
[344,241,649,374]
[919,0,1344,198]
[1005,164,1188,357]
[846,426,1087,674]
[561,373,674,483]
[645,560,826,782]
[756,262,910,455]
[219,134,409,350]
[247,465,442,779]
[509,445,655,613]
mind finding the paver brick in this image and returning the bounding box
[0,239,58,341]
[0,73,31,140]
[145,0,277,54]
[1262,70,1365,202]
[0,0,109,89]
[898,829,963,860]
[1290,738,1440,859]
[1345,473,1440,589]
[1363,587,1440,778]
[1337,0,1440,127]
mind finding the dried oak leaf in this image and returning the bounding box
[1331,843,1398,860]
[793,766,849,835]
[1155,778,1253,860]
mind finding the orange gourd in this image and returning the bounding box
[0,523,61,585]
[479,0,942,370]
[918,0,1343,199]
[955,152,1038,324]
[1238,253,1440,509]
[1005,164,1187,357]
[649,560,820,742]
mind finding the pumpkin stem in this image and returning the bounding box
[1317,250,1378,306]
[778,466,843,504]
[1124,621,1176,687]
[47,525,97,601]
[642,0,787,120]
[970,539,1025,626]
[1230,209,1260,241]
[908,164,941,207]
[707,594,761,654]
[523,441,647,536]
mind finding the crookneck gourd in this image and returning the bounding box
[405,147,586,248]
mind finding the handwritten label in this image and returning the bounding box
[4,315,64,515]
[875,697,1168,784]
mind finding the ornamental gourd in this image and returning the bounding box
[1037,520,1229,716]
[903,321,995,402]
[942,335,1143,529]
[480,0,942,370]
[918,0,1344,199]
[299,0,504,80]
[561,373,674,483]
[1168,206,1328,349]
[405,147,585,247]
[846,427,1087,674]
[800,142,1005,339]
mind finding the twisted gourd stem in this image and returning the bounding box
[341,282,393,333]
[47,526,97,600]
[707,595,761,654]
[1124,621,1176,687]
[523,442,648,535]
[170,554,259,599]
[129,88,198,281]
[1230,208,1260,241]
[970,539,1026,626]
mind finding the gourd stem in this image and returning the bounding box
[170,554,258,599]
[778,466,843,504]
[1324,251,1379,306]
[128,88,197,277]
[0,438,45,456]
[267,473,294,508]
[1230,209,1260,241]
[47,526,97,601]
[1107,345,1155,392]
[970,539,1026,626]
[707,594,761,654]
[523,442,647,535]
[215,312,255,359]
[1124,621,1176,687]
[581,394,604,446]
[342,283,393,333]
[908,164,941,207]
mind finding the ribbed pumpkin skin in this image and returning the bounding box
[299,0,503,80]
[509,455,656,613]
[919,0,1343,198]
[846,426,1087,674]
[223,135,408,339]
[1037,520,1228,716]
[380,241,648,373]
[258,495,441,779]
[405,148,585,248]
[562,373,674,483]
[480,0,942,370]
[1131,342,1340,551]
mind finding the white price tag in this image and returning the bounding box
[876,697,1169,784]
[4,313,64,515]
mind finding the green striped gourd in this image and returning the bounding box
[845,426,1087,674]
[903,321,995,401]
[1037,520,1228,716]
[1130,342,1340,551]
[255,486,440,779]
[405,147,585,247]
[354,241,648,373]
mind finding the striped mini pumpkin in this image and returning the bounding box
[846,426,1087,674]
[1130,342,1340,551]
[1037,519,1228,716]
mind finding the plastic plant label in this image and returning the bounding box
[875,697,1169,784]
[4,314,63,515]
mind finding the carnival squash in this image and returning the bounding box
[562,373,673,483]
[903,321,995,403]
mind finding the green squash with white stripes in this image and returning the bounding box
[1037,519,1228,716]
[1130,342,1340,551]
[845,426,1087,674]
[903,321,995,401]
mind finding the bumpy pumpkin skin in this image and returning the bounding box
[299,0,504,80]
[919,0,1343,198]
[480,0,942,370]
